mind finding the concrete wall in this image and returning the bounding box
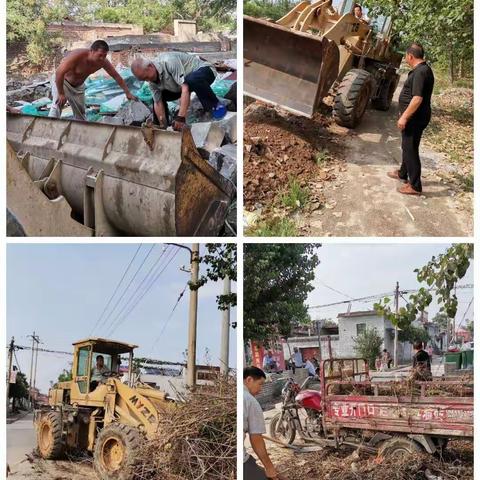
[47,21,144,49]
[174,20,197,41]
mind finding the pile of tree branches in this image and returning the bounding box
[136,376,236,480]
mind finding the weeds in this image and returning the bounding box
[280,178,309,210]
[253,217,297,236]
[315,149,330,166]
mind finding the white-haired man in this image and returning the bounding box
[131,52,225,131]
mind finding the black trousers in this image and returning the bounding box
[399,117,430,192]
[155,66,217,125]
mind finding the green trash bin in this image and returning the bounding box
[444,352,462,370]
[462,350,473,368]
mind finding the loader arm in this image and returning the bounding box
[108,379,172,438]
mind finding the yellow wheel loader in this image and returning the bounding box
[244,0,403,127]
[35,338,174,480]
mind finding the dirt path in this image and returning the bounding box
[304,82,473,237]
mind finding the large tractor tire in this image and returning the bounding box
[372,74,399,111]
[36,411,64,459]
[378,436,423,458]
[333,69,374,128]
[269,412,296,444]
[94,423,144,480]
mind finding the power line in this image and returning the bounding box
[149,283,188,354]
[100,244,157,334]
[308,284,473,310]
[107,248,180,337]
[316,279,355,300]
[102,246,171,336]
[90,244,143,336]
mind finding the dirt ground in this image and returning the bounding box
[244,77,473,237]
[8,454,96,479]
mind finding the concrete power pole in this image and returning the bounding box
[33,340,40,403]
[28,332,39,408]
[6,337,15,410]
[187,244,200,389]
[393,282,399,367]
[220,276,231,375]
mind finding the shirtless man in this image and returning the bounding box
[49,39,137,121]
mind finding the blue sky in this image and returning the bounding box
[307,243,473,326]
[7,243,237,393]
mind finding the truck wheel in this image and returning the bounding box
[379,436,422,458]
[372,74,399,111]
[37,411,64,459]
[333,69,373,128]
[269,412,296,444]
[94,423,144,480]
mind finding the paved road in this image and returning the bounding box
[7,413,36,468]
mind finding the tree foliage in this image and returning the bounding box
[7,0,236,66]
[397,324,430,345]
[375,244,473,329]
[353,327,383,369]
[363,0,473,79]
[244,244,320,342]
[9,371,29,400]
[196,243,237,310]
[57,369,73,382]
[431,312,449,331]
[244,0,294,21]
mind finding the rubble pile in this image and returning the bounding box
[243,103,344,211]
[277,440,473,480]
[137,377,236,480]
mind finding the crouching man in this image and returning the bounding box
[131,52,226,131]
[49,40,137,121]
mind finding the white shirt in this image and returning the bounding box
[243,386,266,462]
[305,360,316,376]
[293,351,303,367]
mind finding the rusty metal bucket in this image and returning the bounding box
[6,114,233,237]
[244,15,339,117]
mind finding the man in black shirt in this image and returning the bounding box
[412,340,432,380]
[388,43,434,194]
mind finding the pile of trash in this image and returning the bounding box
[277,440,473,480]
[136,377,236,480]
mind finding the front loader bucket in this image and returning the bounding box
[6,113,234,237]
[244,15,339,117]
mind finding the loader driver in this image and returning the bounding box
[49,40,137,121]
[353,4,370,24]
[244,366,284,480]
[131,53,227,131]
[90,355,110,391]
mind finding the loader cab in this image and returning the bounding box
[71,338,137,405]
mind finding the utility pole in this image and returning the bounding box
[393,282,399,368]
[187,244,200,389]
[316,320,323,364]
[6,337,15,411]
[28,332,39,408]
[220,276,231,375]
[33,339,40,405]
